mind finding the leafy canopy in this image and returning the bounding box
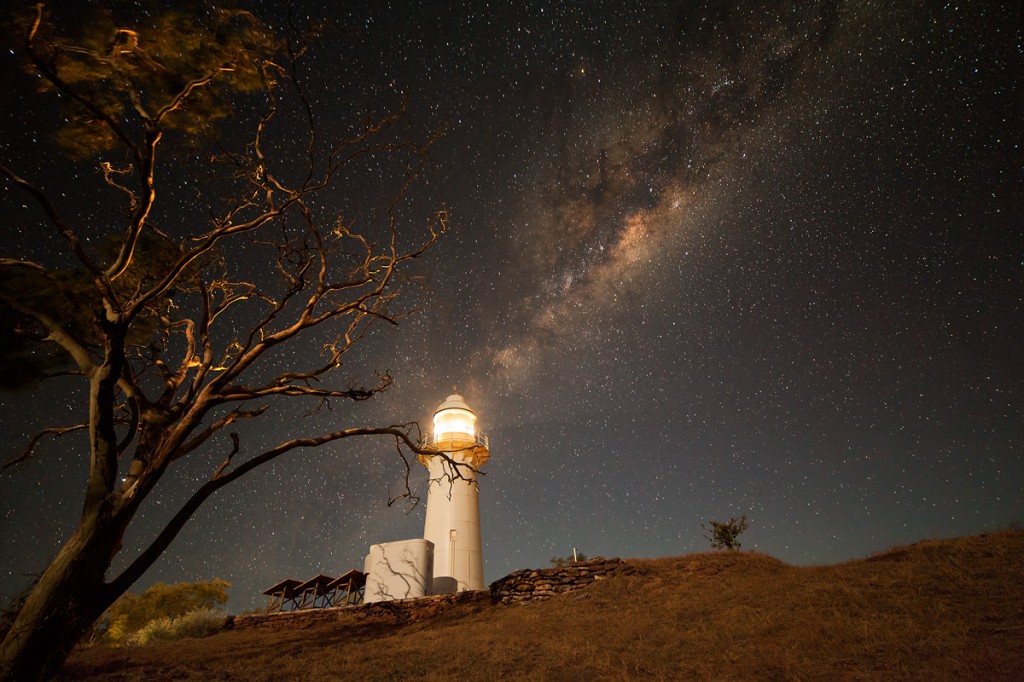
[93,579,229,644]
[22,4,277,158]
[0,232,202,389]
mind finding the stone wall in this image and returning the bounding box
[228,605,351,630]
[228,557,635,630]
[489,557,635,603]
[227,589,491,630]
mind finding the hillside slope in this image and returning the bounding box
[60,529,1024,681]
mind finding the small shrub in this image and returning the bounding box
[702,515,750,551]
[126,617,172,647]
[126,608,225,646]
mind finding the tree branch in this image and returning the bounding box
[0,163,100,275]
[107,425,466,594]
[2,424,89,472]
[175,405,270,460]
[0,293,96,376]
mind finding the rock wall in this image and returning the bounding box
[489,557,635,603]
[228,557,635,630]
[228,589,490,630]
[228,605,351,630]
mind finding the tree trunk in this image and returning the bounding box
[0,513,122,682]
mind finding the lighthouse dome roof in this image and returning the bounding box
[434,393,475,415]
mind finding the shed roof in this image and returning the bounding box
[328,569,367,589]
[296,574,336,591]
[261,578,303,596]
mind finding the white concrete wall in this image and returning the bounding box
[363,538,434,603]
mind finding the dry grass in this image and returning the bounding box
[59,529,1024,681]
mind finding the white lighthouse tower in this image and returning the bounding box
[419,393,490,594]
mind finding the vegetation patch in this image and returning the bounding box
[126,609,226,647]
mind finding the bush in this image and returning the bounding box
[94,579,230,644]
[702,515,750,551]
[126,608,226,646]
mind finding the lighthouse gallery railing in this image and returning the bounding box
[427,431,489,449]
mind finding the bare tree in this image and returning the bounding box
[0,5,454,679]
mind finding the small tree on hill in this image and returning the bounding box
[702,515,750,551]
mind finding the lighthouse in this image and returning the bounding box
[419,393,490,593]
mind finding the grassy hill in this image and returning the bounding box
[59,529,1023,681]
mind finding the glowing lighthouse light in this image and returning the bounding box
[420,393,490,594]
[433,405,476,441]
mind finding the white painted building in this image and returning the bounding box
[363,539,433,603]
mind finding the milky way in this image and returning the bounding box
[479,2,869,393]
[1,1,1020,612]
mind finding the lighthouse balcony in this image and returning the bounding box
[418,431,490,468]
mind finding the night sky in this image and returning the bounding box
[1,1,1021,613]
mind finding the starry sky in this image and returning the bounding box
[1,1,1021,612]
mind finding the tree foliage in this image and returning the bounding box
[93,579,229,645]
[0,3,456,679]
[22,4,275,158]
[702,515,750,551]
[0,231,199,389]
